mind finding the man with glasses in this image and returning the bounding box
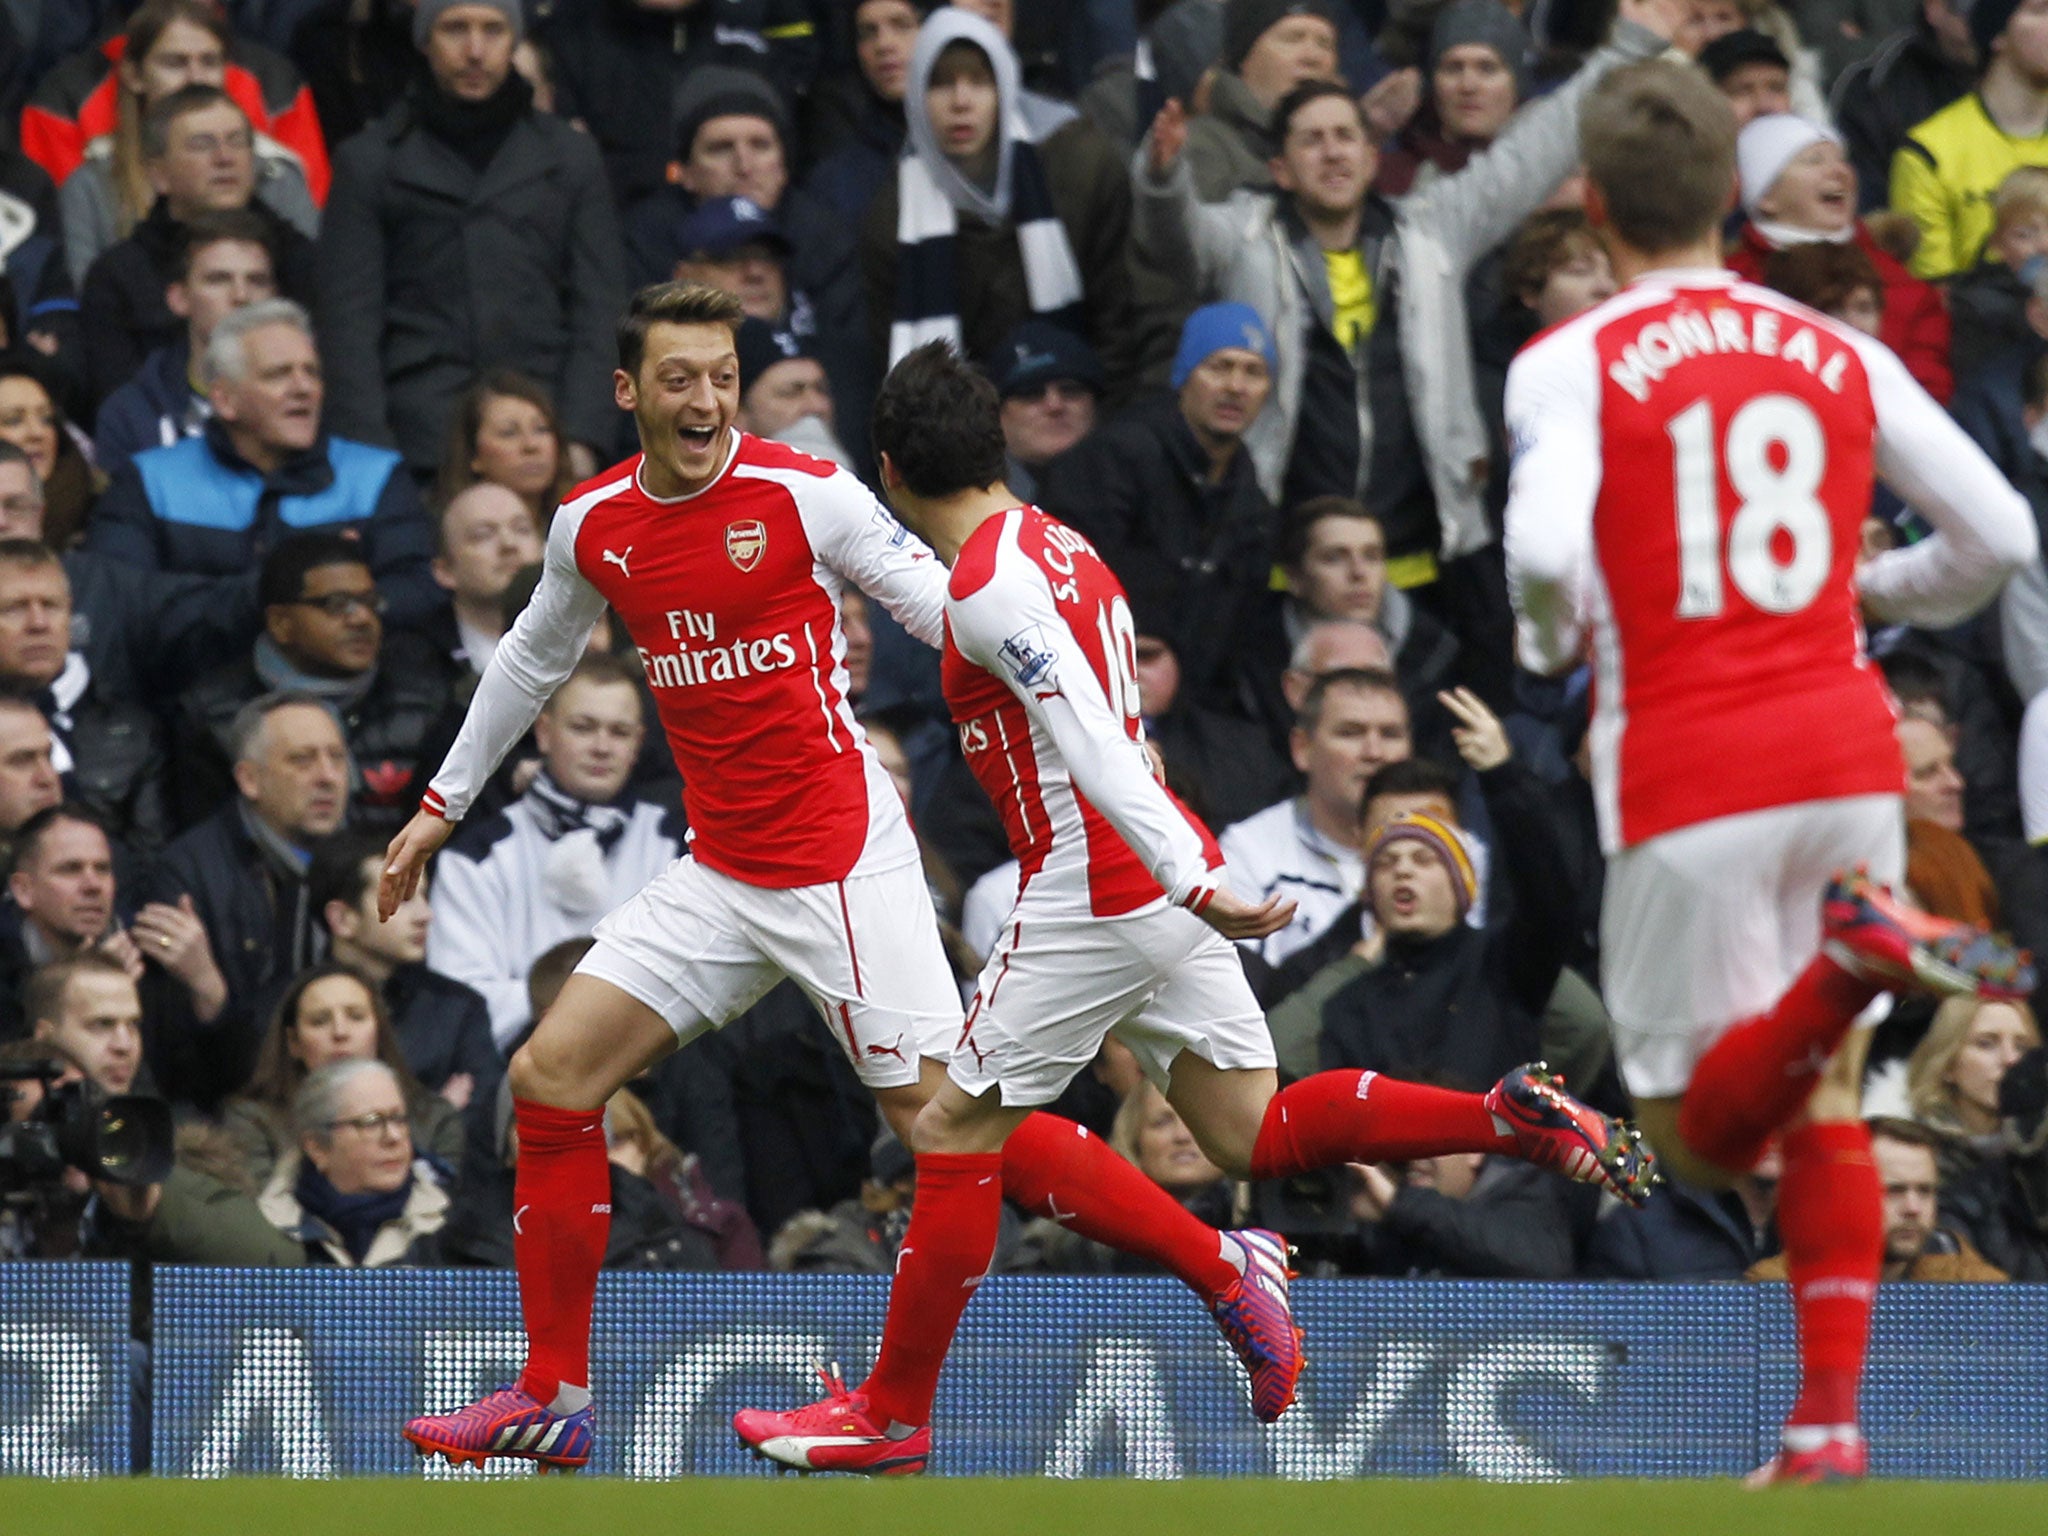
[143,693,349,1108]
[172,532,453,829]
[88,299,440,637]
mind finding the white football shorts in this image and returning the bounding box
[1601,792,1905,1101]
[576,853,960,1089]
[949,900,1276,1107]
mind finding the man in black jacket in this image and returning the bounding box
[1316,702,1574,1092]
[1038,302,1278,713]
[316,0,625,475]
[172,533,455,830]
[1831,0,1976,212]
[142,692,348,1108]
[0,541,169,854]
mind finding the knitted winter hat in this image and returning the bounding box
[413,0,525,48]
[1428,0,1529,96]
[1171,302,1277,388]
[1222,0,1338,72]
[1367,810,1479,921]
[1736,113,1840,218]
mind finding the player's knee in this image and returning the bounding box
[506,1031,596,1109]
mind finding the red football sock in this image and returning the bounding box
[1002,1112,1240,1303]
[859,1151,1004,1429]
[511,1098,612,1405]
[1677,952,1881,1172]
[1249,1070,1505,1178]
[1777,1120,1882,1430]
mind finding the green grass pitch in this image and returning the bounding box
[10,1477,2046,1536]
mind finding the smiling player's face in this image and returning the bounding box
[617,321,741,497]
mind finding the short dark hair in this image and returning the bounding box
[617,282,745,377]
[26,952,132,1033]
[1280,495,1380,569]
[1361,756,1459,815]
[528,936,596,1023]
[140,82,243,160]
[309,828,388,916]
[1297,666,1403,735]
[11,803,110,878]
[173,207,276,282]
[872,341,1007,499]
[1878,650,1949,716]
[1580,61,1737,254]
[1273,78,1364,144]
[259,531,370,610]
[1866,1116,1943,1155]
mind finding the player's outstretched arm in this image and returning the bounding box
[1861,337,2040,627]
[379,810,454,921]
[423,508,611,823]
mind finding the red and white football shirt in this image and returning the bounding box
[1505,269,2035,852]
[425,433,948,887]
[942,505,1222,918]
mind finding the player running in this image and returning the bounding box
[385,282,1348,1472]
[730,343,1657,1477]
[1502,64,2037,1485]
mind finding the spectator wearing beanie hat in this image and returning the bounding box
[1375,0,1529,197]
[1729,114,1952,400]
[537,0,820,208]
[1893,0,2048,278]
[1317,734,1582,1093]
[1037,302,1278,714]
[1168,0,1342,202]
[316,0,624,476]
[622,66,863,357]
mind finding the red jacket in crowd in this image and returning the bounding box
[19,33,329,205]
[1728,220,1953,403]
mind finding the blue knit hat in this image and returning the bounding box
[1171,302,1277,388]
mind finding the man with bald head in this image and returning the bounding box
[143,692,348,1105]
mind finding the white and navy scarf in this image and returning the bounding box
[889,9,1084,366]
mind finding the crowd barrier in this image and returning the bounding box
[4,1263,2045,1479]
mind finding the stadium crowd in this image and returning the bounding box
[0,0,2045,1289]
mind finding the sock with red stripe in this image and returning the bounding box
[859,1151,1004,1429]
[510,1098,611,1408]
[1248,1070,1506,1178]
[1001,1112,1241,1303]
[1677,952,1881,1172]
[1776,1120,1882,1431]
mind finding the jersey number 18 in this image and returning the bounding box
[1667,393,1834,620]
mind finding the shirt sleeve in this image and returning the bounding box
[1857,332,2040,628]
[1502,328,1605,676]
[804,467,951,648]
[422,510,609,822]
[950,559,1221,913]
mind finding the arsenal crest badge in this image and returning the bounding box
[725,519,767,572]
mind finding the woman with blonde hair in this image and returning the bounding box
[223,962,464,1189]
[434,370,573,526]
[1906,996,2041,1180]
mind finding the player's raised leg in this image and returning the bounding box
[400,973,682,1471]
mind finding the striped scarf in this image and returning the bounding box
[888,9,1085,365]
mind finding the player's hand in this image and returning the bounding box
[1360,68,1422,146]
[381,810,455,920]
[1197,887,1296,941]
[1619,0,1690,47]
[1147,99,1189,179]
[1439,686,1511,772]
